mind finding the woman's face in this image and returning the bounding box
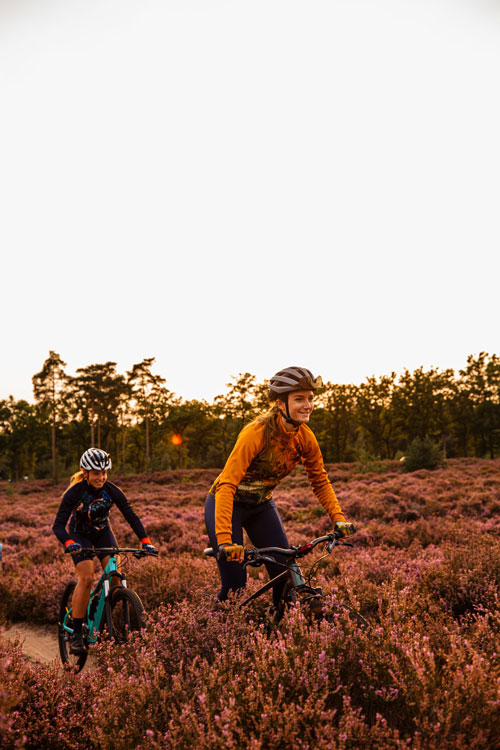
[84,469,108,489]
[278,389,314,425]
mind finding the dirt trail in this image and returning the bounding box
[1,623,98,672]
[0,622,60,663]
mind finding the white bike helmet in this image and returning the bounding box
[80,448,112,471]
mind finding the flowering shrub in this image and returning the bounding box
[1,458,500,748]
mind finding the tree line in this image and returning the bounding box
[1,351,499,481]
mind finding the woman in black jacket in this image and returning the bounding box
[53,448,155,655]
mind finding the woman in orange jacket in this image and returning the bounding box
[204,366,354,607]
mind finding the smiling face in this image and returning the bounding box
[277,389,314,427]
[84,469,108,489]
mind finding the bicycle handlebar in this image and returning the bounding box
[69,547,159,558]
[203,532,352,565]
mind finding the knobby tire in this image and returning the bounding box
[317,600,371,630]
[107,587,145,643]
[283,582,371,630]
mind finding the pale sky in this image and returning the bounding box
[1,0,499,404]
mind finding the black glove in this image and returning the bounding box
[65,541,83,554]
[142,542,158,556]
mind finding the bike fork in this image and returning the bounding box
[104,579,113,636]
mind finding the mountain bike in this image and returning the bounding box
[204,530,370,629]
[58,547,157,672]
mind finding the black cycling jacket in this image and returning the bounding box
[53,480,147,546]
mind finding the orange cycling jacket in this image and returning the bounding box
[210,415,346,545]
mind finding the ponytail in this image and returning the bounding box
[252,404,282,453]
[59,469,85,501]
[68,470,85,488]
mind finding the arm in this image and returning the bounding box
[109,484,149,542]
[52,487,79,548]
[300,427,346,524]
[214,422,264,545]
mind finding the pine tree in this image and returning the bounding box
[32,351,67,481]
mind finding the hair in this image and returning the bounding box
[252,402,283,453]
[59,469,85,500]
[69,470,85,488]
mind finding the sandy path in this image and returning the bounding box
[1,623,99,672]
[1,622,60,663]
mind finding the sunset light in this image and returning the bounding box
[1,1,500,745]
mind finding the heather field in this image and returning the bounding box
[2,459,500,749]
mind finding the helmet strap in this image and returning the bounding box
[278,395,301,429]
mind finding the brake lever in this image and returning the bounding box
[244,553,275,568]
[243,558,262,568]
[133,550,159,559]
[327,538,354,552]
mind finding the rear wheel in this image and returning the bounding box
[58,580,88,673]
[108,588,145,643]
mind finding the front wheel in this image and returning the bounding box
[318,598,371,630]
[107,588,145,643]
[339,604,370,630]
[296,590,370,630]
[58,580,88,673]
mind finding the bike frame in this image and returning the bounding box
[204,534,370,630]
[205,533,351,608]
[61,554,127,644]
[240,560,308,607]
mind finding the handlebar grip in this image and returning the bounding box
[132,549,159,558]
[203,547,215,558]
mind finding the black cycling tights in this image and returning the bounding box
[204,494,289,607]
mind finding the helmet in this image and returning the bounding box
[80,448,112,472]
[269,367,323,398]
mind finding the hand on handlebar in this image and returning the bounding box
[217,543,245,563]
[141,542,158,556]
[334,521,356,539]
[64,541,83,555]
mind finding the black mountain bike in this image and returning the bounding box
[204,530,369,628]
[58,547,156,672]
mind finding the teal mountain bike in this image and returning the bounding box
[58,546,156,672]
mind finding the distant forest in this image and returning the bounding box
[1,351,500,481]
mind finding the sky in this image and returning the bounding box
[1,0,499,404]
